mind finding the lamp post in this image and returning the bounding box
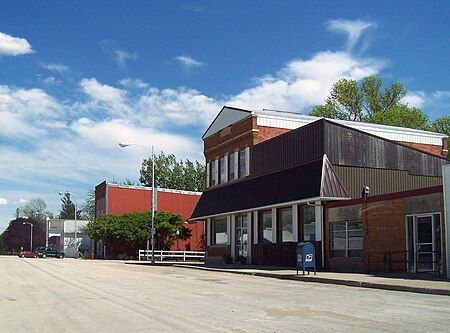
[59,191,78,258]
[45,216,50,247]
[23,222,33,252]
[119,142,156,264]
[37,213,50,247]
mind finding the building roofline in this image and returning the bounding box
[188,195,350,221]
[104,181,202,196]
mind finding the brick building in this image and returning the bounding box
[190,106,449,274]
[95,181,203,258]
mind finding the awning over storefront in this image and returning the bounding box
[190,155,349,220]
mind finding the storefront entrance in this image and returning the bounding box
[235,215,248,258]
[406,213,441,273]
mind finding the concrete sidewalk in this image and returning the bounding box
[174,263,450,296]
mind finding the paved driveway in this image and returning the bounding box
[1,256,449,332]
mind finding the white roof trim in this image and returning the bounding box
[106,182,202,196]
[255,110,447,146]
[203,106,447,146]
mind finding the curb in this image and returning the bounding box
[174,264,450,296]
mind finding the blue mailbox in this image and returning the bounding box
[296,242,316,275]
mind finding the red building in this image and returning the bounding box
[95,181,203,258]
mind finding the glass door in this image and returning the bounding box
[235,215,248,259]
[406,214,441,273]
[416,216,434,272]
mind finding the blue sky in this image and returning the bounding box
[1,1,449,232]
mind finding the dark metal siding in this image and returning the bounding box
[252,120,324,176]
[334,166,443,198]
[325,121,448,177]
[191,160,325,219]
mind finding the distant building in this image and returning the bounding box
[48,219,91,258]
[190,106,449,275]
[94,181,203,258]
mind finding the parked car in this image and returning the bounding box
[18,250,36,258]
[35,247,65,259]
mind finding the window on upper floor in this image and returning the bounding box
[239,149,249,178]
[210,160,217,186]
[220,156,227,184]
[229,153,236,181]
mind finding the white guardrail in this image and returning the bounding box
[138,249,205,261]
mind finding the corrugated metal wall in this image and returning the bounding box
[252,120,324,176]
[325,122,447,177]
[249,119,447,199]
[334,166,443,198]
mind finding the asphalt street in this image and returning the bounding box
[1,256,449,332]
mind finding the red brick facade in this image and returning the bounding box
[396,140,448,158]
[204,116,256,161]
[325,186,445,273]
[256,126,291,144]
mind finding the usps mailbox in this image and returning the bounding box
[296,242,316,275]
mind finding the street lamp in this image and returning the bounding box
[59,191,78,258]
[45,216,50,247]
[36,213,50,247]
[23,222,33,252]
[119,141,156,264]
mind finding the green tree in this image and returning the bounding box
[140,152,205,192]
[19,198,52,220]
[18,198,53,231]
[430,116,450,137]
[372,105,429,130]
[430,116,450,158]
[59,193,82,219]
[80,189,95,221]
[310,75,429,129]
[85,211,191,257]
[154,211,191,250]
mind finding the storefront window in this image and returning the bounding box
[331,221,362,257]
[278,207,293,242]
[300,205,315,241]
[212,217,227,245]
[258,210,272,243]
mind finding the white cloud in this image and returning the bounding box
[42,63,70,74]
[119,78,149,89]
[80,78,126,103]
[227,51,385,112]
[137,86,220,127]
[175,55,204,70]
[0,198,7,205]
[114,50,138,67]
[402,91,426,108]
[0,32,34,56]
[326,19,377,53]
[0,85,62,139]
